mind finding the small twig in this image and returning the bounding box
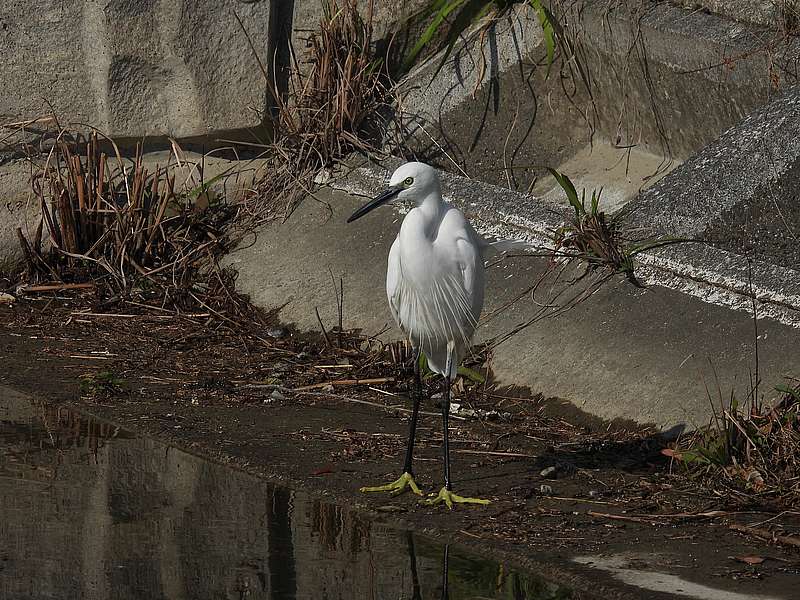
[545,496,619,506]
[451,449,537,459]
[294,377,394,391]
[22,283,95,293]
[70,312,210,319]
[730,524,800,548]
[587,511,666,525]
[589,510,733,524]
[315,306,333,348]
[237,383,466,420]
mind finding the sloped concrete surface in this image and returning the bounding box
[630,86,800,239]
[674,0,798,28]
[227,175,800,429]
[394,2,799,193]
[629,85,800,326]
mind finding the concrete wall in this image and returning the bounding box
[395,2,800,195]
[0,0,432,140]
[0,0,272,138]
[675,0,798,28]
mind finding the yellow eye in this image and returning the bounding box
[403,177,414,186]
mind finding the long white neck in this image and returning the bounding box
[414,189,444,238]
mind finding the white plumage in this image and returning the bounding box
[384,165,484,379]
[347,162,491,508]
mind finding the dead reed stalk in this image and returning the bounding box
[17,127,233,303]
[241,0,397,223]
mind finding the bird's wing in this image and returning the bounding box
[455,221,486,328]
[421,210,485,380]
[440,208,485,333]
[385,236,403,331]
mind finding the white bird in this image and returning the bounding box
[347,162,490,509]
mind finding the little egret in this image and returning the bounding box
[347,162,490,509]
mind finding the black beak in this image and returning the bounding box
[347,186,401,223]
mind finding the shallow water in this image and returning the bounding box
[0,386,572,600]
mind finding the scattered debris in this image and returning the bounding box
[667,379,800,509]
[730,524,800,548]
[540,466,558,478]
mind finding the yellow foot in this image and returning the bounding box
[359,472,423,496]
[424,487,491,510]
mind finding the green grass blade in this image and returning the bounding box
[547,168,582,217]
[530,0,555,76]
[425,0,494,83]
[457,365,486,384]
[776,383,800,402]
[403,0,467,72]
[186,172,226,201]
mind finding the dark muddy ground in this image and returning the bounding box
[1,293,799,599]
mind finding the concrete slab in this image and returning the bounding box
[628,84,800,325]
[673,0,798,28]
[392,1,800,194]
[531,140,678,214]
[0,0,271,138]
[226,162,800,429]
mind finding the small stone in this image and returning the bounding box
[0,292,14,305]
[266,327,286,339]
[539,484,553,494]
[313,168,332,185]
[270,390,286,401]
[540,466,558,478]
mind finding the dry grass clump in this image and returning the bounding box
[242,0,396,223]
[15,128,236,308]
[278,0,389,165]
[547,168,673,287]
[666,381,800,509]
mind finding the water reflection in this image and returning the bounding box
[0,386,571,600]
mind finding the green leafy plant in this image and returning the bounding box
[548,169,682,287]
[403,0,557,78]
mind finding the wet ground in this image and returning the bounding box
[1,300,799,599]
[1,387,573,600]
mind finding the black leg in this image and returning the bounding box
[402,349,422,474]
[440,544,450,600]
[441,373,452,491]
[407,532,422,600]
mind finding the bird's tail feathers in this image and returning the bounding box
[425,342,460,381]
[481,237,536,256]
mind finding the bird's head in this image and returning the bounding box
[347,162,440,223]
